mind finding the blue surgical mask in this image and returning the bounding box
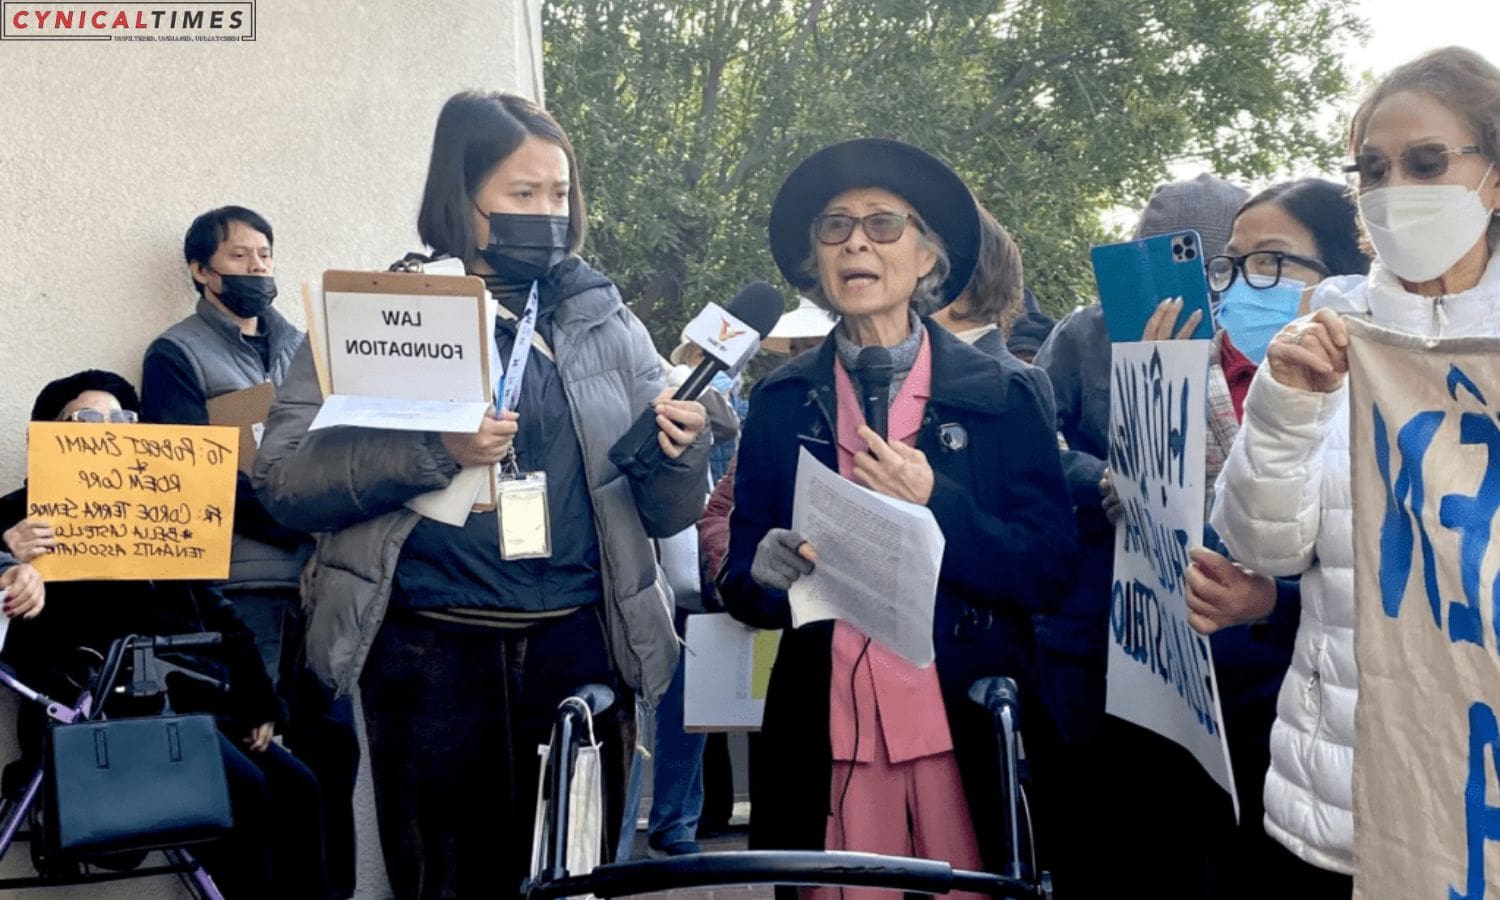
[1216,278,1305,365]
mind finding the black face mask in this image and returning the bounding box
[214,273,278,318]
[477,212,571,283]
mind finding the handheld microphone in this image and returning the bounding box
[852,346,893,441]
[609,282,783,479]
[673,282,784,399]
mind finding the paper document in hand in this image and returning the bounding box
[405,464,491,526]
[309,395,491,432]
[787,447,944,667]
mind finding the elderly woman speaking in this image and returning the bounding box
[719,139,1078,897]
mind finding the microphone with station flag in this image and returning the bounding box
[852,346,893,441]
[608,281,784,480]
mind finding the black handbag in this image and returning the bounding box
[44,713,233,854]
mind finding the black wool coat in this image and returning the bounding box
[719,321,1079,872]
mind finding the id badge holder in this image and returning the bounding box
[498,471,551,560]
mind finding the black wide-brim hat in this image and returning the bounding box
[769,138,980,305]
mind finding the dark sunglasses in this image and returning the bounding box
[812,211,925,245]
[1207,251,1329,292]
[1342,143,1484,189]
[62,409,138,424]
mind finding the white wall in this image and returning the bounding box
[0,2,541,896]
[0,0,544,486]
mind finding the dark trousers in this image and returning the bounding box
[195,734,329,899]
[700,734,734,833]
[280,611,362,900]
[360,605,627,900]
[282,687,360,899]
[224,585,297,688]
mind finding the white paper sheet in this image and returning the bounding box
[684,613,781,731]
[404,464,491,526]
[787,447,944,667]
[308,395,491,432]
[0,591,11,652]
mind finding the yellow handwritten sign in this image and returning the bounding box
[26,423,240,581]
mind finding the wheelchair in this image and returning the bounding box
[0,632,229,898]
[524,675,1052,899]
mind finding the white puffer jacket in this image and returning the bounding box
[1211,255,1500,874]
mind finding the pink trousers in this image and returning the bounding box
[801,722,987,900]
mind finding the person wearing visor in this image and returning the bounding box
[254,91,708,898]
[1207,47,1500,890]
[720,138,1076,897]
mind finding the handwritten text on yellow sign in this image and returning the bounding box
[26,423,240,580]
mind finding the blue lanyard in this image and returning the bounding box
[494,282,540,413]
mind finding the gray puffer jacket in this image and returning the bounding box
[252,259,707,703]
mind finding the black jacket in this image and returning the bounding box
[0,487,283,732]
[718,322,1078,870]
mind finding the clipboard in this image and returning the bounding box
[318,269,498,511]
[207,382,275,476]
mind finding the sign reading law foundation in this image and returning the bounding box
[1105,340,1238,816]
[312,270,493,432]
[1347,318,1500,900]
[26,423,239,581]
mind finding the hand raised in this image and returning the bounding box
[852,426,934,506]
[653,390,707,460]
[1265,308,1349,394]
[1140,298,1203,342]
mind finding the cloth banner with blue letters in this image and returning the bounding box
[1348,316,1500,899]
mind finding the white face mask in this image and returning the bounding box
[1358,164,1495,283]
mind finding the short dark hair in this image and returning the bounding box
[183,206,274,297]
[1236,179,1371,278]
[31,370,140,422]
[417,92,588,268]
[952,205,1024,328]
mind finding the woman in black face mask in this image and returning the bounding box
[253,91,711,899]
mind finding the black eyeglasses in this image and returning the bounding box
[62,409,138,424]
[812,212,925,245]
[1207,251,1329,292]
[1342,143,1484,189]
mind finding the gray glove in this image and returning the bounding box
[750,528,815,592]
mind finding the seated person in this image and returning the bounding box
[0,370,329,899]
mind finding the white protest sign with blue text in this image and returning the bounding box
[1348,318,1500,900]
[1105,340,1237,814]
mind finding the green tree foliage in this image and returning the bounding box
[544,0,1365,345]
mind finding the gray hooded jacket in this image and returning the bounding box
[252,260,706,703]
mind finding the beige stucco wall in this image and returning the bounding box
[0,2,541,896]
